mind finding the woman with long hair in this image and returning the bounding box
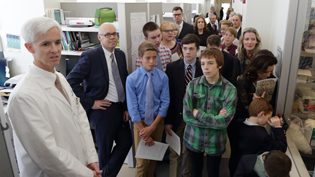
[231,27,262,85]
[228,49,278,177]
[194,17,211,46]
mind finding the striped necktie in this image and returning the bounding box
[185,65,192,86]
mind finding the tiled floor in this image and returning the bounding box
[118,158,230,177]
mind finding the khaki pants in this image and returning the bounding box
[169,120,191,177]
[134,119,164,177]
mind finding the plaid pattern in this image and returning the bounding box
[183,75,237,155]
[135,45,172,72]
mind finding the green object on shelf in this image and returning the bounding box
[117,39,120,47]
[95,7,116,26]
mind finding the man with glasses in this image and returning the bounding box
[172,6,194,40]
[67,23,132,177]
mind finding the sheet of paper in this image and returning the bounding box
[135,139,169,161]
[166,130,181,155]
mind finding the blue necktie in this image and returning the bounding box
[145,72,154,126]
[110,53,125,102]
[156,53,163,71]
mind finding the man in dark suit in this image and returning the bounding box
[233,14,242,39]
[165,34,203,177]
[220,7,224,20]
[173,6,194,40]
[207,14,218,35]
[66,23,132,177]
[207,35,235,85]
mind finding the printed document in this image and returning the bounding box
[135,139,169,161]
[166,130,181,155]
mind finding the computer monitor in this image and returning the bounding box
[0,58,8,86]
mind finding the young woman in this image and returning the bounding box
[231,27,262,85]
[194,17,211,47]
[228,49,278,177]
[160,21,183,61]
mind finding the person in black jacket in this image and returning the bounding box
[206,34,235,85]
[172,6,194,40]
[220,7,224,20]
[228,49,278,177]
[165,34,203,177]
[194,17,211,47]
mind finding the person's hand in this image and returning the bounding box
[268,116,281,128]
[87,162,102,177]
[140,126,154,140]
[218,108,227,116]
[223,48,229,53]
[193,109,198,117]
[144,136,155,146]
[123,111,130,122]
[92,100,111,110]
[253,92,266,100]
[165,124,173,136]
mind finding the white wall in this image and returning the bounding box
[0,0,46,76]
[232,0,243,14]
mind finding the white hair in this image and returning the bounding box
[21,17,62,43]
[210,14,216,18]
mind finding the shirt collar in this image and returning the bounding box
[140,66,156,76]
[30,63,57,87]
[102,46,114,57]
[244,118,259,126]
[184,58,197,68]
[179,20,184,27]
[199,75,223,88]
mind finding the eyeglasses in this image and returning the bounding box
[162,30,174,33]
[173,13,182,17]
[99,32,117,38]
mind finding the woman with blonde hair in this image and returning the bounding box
[194,17,211,46]
[231,27,262,85]
[160,21,183,61]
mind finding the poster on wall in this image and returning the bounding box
[130,12,146,71]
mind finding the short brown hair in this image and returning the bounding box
[207,35,221,47]
[138,41,158,58]
[172,6,183,13]
[143,22,159,38]
[265,150,292,177]
[181,34,200,49]
[225,27,237,37]
[248,98,273,116]
[220,20,233,27]
[199,48,224,69]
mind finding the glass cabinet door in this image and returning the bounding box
[284,0,315,175]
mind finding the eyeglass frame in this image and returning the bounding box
[173,13,183,17]
[99,32,118,38]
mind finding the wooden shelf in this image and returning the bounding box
[61,25,98,32]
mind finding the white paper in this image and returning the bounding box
[0,89,12,93]
[197,46,207,57]
[166,130,181,155]
[130,12,146,71]
[135,139,169,161]
[298,69,312,76]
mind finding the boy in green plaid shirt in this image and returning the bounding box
[183,48,237,177]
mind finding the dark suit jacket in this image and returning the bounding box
[221,51,235,84]
[207,23,218,35]
[234,154,259,177]
[237,27,242,39]
[66,46,128,112]
[178,21,194,40]
[237,123,287,164]
[165,59,203,132]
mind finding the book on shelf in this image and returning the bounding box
[255,78,277,102]
[45,8,65,25]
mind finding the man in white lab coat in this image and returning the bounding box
[7,17,101,177]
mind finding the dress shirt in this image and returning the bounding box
[135,45,172,72]
[178,20,184,35]
[184,58,197,79]
[244,118,259,126]
[236,26,241,33]
[183,75,237,155]
[126,66,170,123]
[102,47,119,102]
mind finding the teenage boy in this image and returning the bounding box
[219,20,239,46]
[183,48,237,177]
[207,35,235,85]
[165,34,203,177]
[135,22,172,72]
[234,150,292,177]
[126,41,170,177]
[221,27,238,56]
[237,98,287,166]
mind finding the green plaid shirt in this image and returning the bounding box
[183,75,237,155]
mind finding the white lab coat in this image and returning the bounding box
[7,64,98,177]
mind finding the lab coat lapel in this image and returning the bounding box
[49,86,72,110]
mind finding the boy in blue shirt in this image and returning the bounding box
[126,41,170,177]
